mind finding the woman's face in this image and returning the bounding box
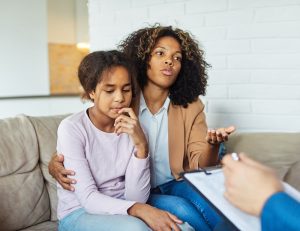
[146,36,182,90]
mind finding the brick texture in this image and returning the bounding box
[89,0,300,131]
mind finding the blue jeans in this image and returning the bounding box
[59,208,195,231]
[59,208,150,231]
[148,180,221,231]
[147,143,225,231]
[218,142,227,160]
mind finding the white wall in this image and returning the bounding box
[88,0,300,132]
[76,0,89,44]
[48,0,76,44]
[0,97,91,119]
[0,0,91,119]
[0,0,49,97]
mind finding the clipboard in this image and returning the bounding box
[182,166,300,231]
[182,166,261,231]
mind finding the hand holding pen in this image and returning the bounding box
[222,153,283,216]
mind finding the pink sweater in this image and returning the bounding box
[56,110,150,219]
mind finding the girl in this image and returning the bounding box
[57,50,151,231]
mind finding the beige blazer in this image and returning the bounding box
[133,95,218,180]
[168,98,218,179]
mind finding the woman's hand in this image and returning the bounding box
[128,203,183,231]
[114,108,148,158]
[48,153,76,191]
[206,126,235,145]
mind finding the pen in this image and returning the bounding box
[231,152,239,161]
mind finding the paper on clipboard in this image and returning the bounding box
[184,169,260,231]
[183,168,300,231]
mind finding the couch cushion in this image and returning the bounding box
[226,132,300,181]
[284,160,300,191]
[28,114,69,221]
[20,221,57,231]
[0,115,50,231]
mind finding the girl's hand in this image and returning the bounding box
[206,126,235,146]
[114,108,148,158]
[128,203,182,231]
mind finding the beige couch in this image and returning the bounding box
[0,114,299,231]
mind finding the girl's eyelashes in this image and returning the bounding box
[104,90,114,93]
[103,88,132,93]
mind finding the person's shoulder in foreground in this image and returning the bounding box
[261,191,300,231]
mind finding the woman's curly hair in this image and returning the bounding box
[118,24,210,107]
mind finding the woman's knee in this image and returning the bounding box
[148,194,197,218]
[173,197,197,216]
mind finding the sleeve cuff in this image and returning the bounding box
[131,152,150,169]
[123,201,137,215]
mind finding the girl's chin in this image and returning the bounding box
[110,109,120,114]
[109,112,119,118]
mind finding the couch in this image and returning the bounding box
[0,114,299,231]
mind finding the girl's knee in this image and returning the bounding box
[122,216,150,231]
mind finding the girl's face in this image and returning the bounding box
[146,36,182,90]
[89,66,132,122]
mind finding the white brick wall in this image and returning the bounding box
[88,0,300,132]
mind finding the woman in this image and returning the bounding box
[49,25,235,231]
